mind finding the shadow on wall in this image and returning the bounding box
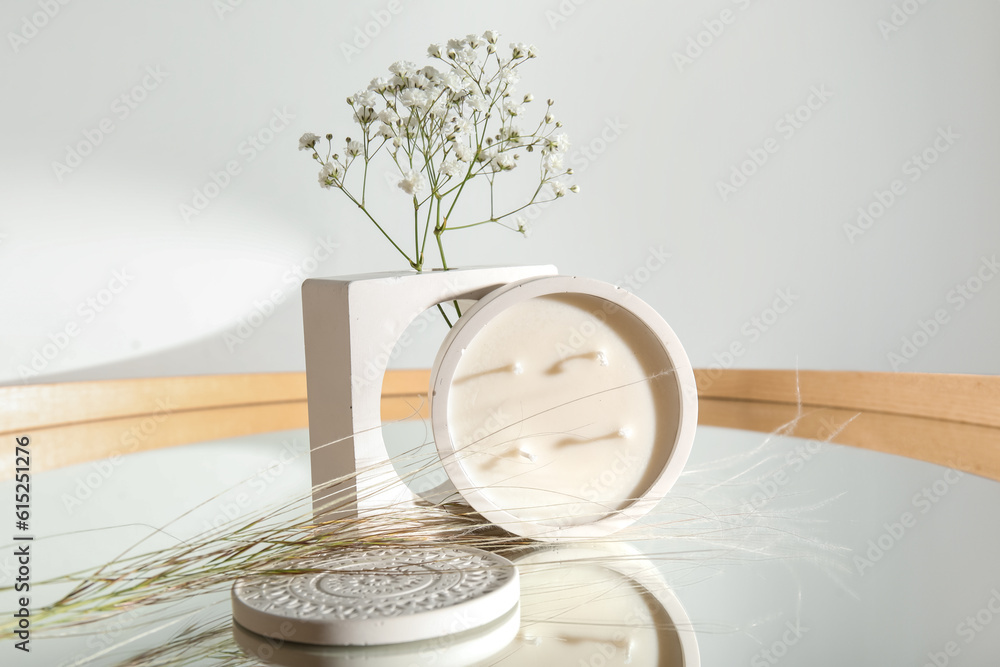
[9,293,309,386]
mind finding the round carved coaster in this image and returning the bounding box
[232,546,519,646]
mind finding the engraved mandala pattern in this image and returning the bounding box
[234,547,515,622]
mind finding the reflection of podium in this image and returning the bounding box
[301,266,556,519]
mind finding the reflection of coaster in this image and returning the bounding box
[231,546,519,646]
[232,603,520,667]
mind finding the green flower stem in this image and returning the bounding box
[361,140,369,206]
[412,195,420,263]
[436,303,453,328]
[433,224,462,320]
[445,190,551,231]
[342,189,415,267]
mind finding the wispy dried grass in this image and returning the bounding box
[0,371,856,665]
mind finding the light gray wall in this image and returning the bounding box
[2,0,998,384]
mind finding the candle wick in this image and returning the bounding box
[617,426,632,439]
[512,362,524,375]
[596,351,609,367]
[517,447,536,462]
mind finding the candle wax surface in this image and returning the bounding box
[446,293,680,528]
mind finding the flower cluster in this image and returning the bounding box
[300,31,577,282]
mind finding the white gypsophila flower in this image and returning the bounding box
[500,125,525,146]
[499,66,519,87]
[378,108,399,125]
[318,161,343,188]
[466,33,485,49]
[546,133,570,153]
[476,146,497,164]
[411,73,430,90]
[510,42,529,59]
[491,152,517,171]
[427,43,444,58]
[376,123,396,140]
[483,30,500,44]
[442,71,466,94]
[429,98,449,118]
[449,116,473,136]
[398,88,428,109]
[543,153,563,172]
[453,141,474,162]
[420,65,441,81]
[466,94,488,113]
[388,60,417,78]
[549,179,567,197]
[440,158,463,177]
[345,140,363,158]
[403,113,421,134]
[388,74,405,90]
[369,77,389,93]
[502,99,524,117]
[355,90,378,108]
[398,169,427,196]
[298,133,320,151]
[515,215,528,235]
[354,106,376,124]
[455,47,477,65]
[570,184,580,193]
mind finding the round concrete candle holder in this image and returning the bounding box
[430,275,698,540]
